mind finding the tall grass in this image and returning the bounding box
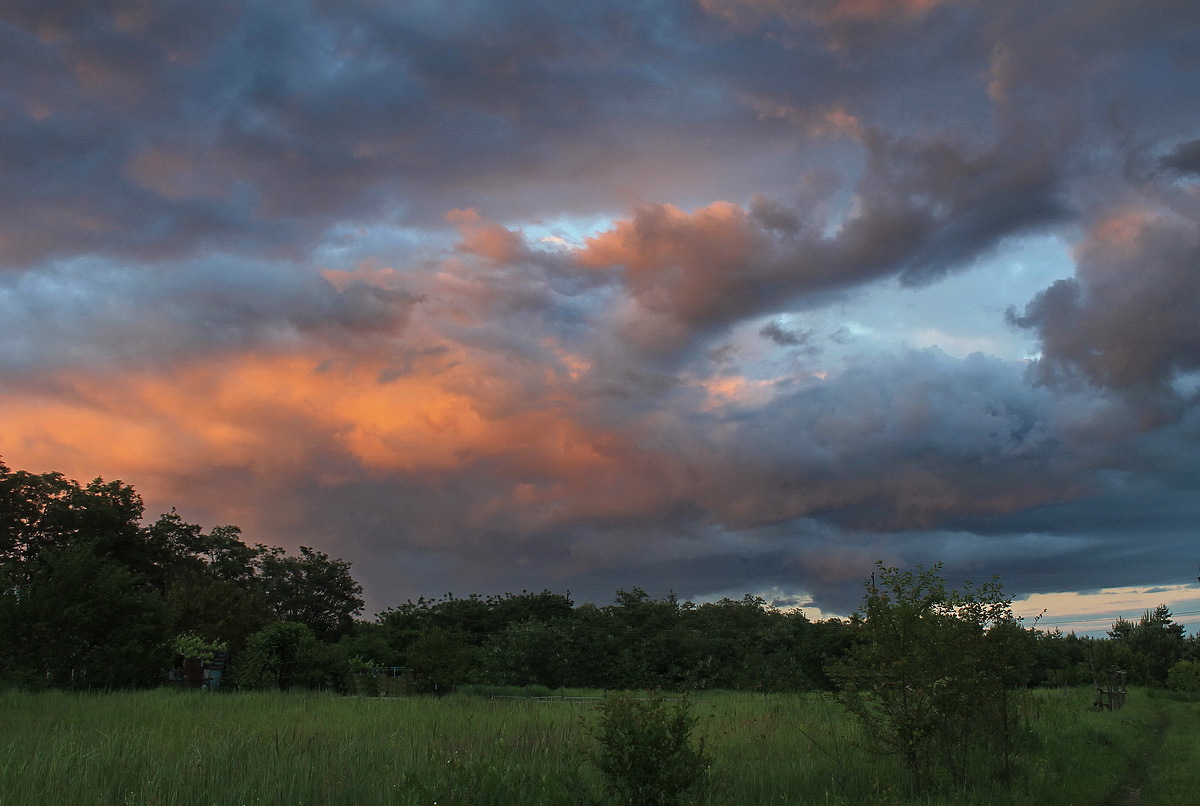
[0,687,1193,805]
[0,688,598,805]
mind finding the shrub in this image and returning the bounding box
[830,563,1023,794]
[586,692,708,806]
[1167,660,1200,692]
[228,622,349,691]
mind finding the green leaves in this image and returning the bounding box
[586,693,709,806]
[0,461,365,691]
[255,545,364,640]
[831,562,1023,793]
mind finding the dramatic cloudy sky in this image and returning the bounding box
[4,0,1200,630]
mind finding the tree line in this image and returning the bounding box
[0,461,362,688]
[3,461,1199,696]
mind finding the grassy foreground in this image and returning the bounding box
[0,687,1197,805]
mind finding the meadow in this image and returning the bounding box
[0,686,1196,806]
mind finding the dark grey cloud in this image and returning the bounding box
[1161,140,1200,175]
[0,0,733,266]
[759,321,812,346]
[1010,196,1200,401]
[575,127,1071,359]
[0,0,1190,278]
[682,350,1096,530]
[191,344,1185,616]
[4,0,1200,621]
[0,255,420,373]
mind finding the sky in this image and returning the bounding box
[3,0,1200,632]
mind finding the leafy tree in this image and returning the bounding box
[0,463,169,688]
[255,546,364,640]
[406,626,478,691]
[1182,632,1200,663]
[1109,605,1185,687]
[0,464,146,575]
[377,589,578,687]
[480,617,571,688]
[228,621,349,691]
[677,596,771,689]
[792,616,855,691]
[164,576,272,652]
[0,543,168,688]
[370,586,863,693]
[599,589,693,689]
[490,589,575,626]
[1,461,365,691]
[379,590,573,645]
[831,563,1022,793]
[170,633,228,662]
[551,602,622,689]
[1023,628,1089,688]
[336,621,405,668]
[146,511,273,651]
[1082,634,1146,688]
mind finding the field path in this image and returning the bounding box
[1104,695,1200,806]
[1102,702,1167,806]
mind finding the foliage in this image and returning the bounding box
[0,460,365,690]
[164,575,272,652]
[586,693,709,806]
[0,542,168,689]
[169,632,228,662]
[376,586,855,693]
[337,621,405,668]
[406,626,479,691]
[1107,605,1185,686]
[831,562,1023,794]
[228,622,318,691]
[479,617,571,689]
[1166,660,1200,692]
[228,621,350,691]
[8,461,1200,702]
[255,545,364,639]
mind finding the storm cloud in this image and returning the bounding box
[3,0,1200,627]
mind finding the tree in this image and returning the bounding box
[479,617,571,688]
[0,463,167,688]
[406,626,479,691]
[336,621,405,668]
[0,463,146,575]
[0,543,168,688]
[164,576,272,652]
[228,621,348,691]
[1108,604,1185,686]
[1,461,366,691]
[254,545,364,640]
[831,562,1022,793]
[600,588,691,689]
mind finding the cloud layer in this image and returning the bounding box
[3,1,1200,625]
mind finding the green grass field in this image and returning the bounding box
[0,687,1196,805]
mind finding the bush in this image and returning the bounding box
[586,693,708,806]
[830,563,1022,794]
[228,622,350,691]
[1167,660,1200,692]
